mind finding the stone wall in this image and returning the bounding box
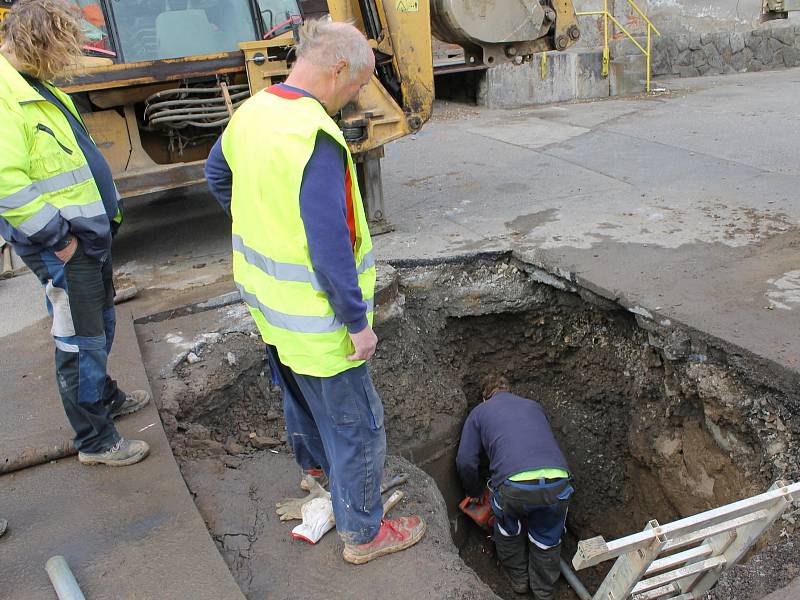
[650,24,800,78]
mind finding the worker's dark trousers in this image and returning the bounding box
[491,478,573,600]
[22,241,123,453]
[266,344,387,545]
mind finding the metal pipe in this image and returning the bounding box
[560,558,592,600]
[45,556,86,600]
[1,440,75,475]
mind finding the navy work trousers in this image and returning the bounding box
[266,345,387,545]
[22,241,123,453]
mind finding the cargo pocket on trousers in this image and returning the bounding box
[362,375,384,430]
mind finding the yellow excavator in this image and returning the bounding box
[0,0,581,224]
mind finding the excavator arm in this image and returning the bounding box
[241,0,580,154]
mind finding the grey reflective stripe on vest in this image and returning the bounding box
[357,250,375,274]
[237,283,374,334]
[0,165,93,212]
[16,203,59,236]
[60,199,106,220]
[232,234,324,291]
[233,236,376,291]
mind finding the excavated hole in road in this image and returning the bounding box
[156,258,800,600]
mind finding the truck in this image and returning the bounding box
[0,0,581,226]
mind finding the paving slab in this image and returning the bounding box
[0,310,243,600]
[376,69,800,379]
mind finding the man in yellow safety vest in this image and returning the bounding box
[205,19,426,564]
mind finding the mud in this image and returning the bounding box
[139,256,800,600]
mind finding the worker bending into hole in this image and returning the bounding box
[456,375,573,599]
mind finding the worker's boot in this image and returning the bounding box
[108,390,151,420]
[342,516,426,565]
[299,467,329,491]
[494,521,529,594]
[528,541,562,600]
[78,438,150,467]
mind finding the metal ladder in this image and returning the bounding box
[571,481,800,600]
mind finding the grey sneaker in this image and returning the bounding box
[109,390,151,420]
[78,438,150,466]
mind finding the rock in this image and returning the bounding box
[693,49,708,68]
[651,44,671,75]
[188,423,211,440]
[159,395,181,416]
[675,49,692,66]
[756,39,775,64]
[250,435,281,449]
[745,31,762,50]
[713,33,731,55]
[187,437,225,455]
[160,412,179,433]
[226,352,237,366]
[700,32,714,46]
[703,43,724,68]
[222,455,243,469]
[186,352,201,364]
[689,32,702,50]
[676,33,690,52]
[772,26,796,47]
[225,438,246,455]
[730,32,745,54]
[784,46,799,67]
[266,409,281,421]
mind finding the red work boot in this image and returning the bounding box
[342,516,426,565]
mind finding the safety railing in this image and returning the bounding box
[576,0,661,92]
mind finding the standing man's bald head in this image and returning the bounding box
[286,20,375,115]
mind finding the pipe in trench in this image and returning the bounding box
[560,558,592,600]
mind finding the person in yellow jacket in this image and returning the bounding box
[205,20,426,564]
[0,0,150,466]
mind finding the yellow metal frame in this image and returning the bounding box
[577,0,661,92]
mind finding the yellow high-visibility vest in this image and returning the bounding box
[0,54,122,243]
[222,87,376,377]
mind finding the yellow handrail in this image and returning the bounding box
[576,0,661,92]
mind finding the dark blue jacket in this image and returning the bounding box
[456,392,570,497]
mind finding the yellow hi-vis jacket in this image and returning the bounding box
[0,54,121,252]
[222,88,376,378]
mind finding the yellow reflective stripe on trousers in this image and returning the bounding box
[236,282,374,334]
[233,234,376,289]
[0,165,93,211]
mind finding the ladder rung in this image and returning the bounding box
[661,510,767,552]
[632,556,727,595]
[633,582,680,600]
[645,544,713,575]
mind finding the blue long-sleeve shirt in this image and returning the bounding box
[456,392,570,497]
[205,83,368,333]
[0,75,120,259]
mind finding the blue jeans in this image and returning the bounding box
[491,478,573,548]
[22,241,123,453]
[266,345,387,544]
